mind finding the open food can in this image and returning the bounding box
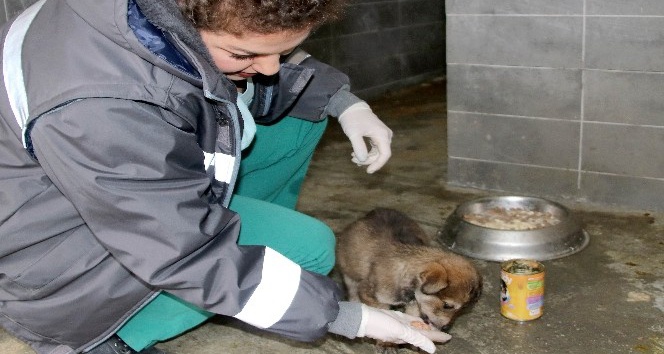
[500,259,545,321]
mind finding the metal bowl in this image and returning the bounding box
[437,196,589,262]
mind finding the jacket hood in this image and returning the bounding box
[65,0,233,96]
[133,0,219,76]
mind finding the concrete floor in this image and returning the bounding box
[2,78,663,354]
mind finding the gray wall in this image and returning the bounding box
[2,0,446,99]
[302,0,445,99]
[446,0,664,212]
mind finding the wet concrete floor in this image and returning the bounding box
[2,78,663,354]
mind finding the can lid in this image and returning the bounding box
[501,259,544,274]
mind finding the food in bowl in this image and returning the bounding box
[438,196,589,261]
[462,207,560,230]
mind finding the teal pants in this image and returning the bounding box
[116,117,332,350]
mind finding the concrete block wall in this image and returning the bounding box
[303,0,446,98]
[446,0,664,212]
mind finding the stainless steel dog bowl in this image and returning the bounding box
[437,196,589,262]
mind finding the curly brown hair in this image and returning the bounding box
[178,0,347,35]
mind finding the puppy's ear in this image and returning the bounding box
[419,263,448,295]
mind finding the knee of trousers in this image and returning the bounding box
[305,218,336,275]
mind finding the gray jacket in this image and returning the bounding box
[0,1,360,353]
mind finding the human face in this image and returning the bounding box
[200,29,311,81]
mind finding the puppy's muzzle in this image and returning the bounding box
[421,314,453,331]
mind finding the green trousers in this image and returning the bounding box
[116,117,332,350]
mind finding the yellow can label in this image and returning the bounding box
[500,259,545,321]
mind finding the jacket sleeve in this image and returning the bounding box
[286,54,363,120]
[250,50,364,123]
[29,97,343,342]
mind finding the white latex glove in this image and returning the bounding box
[338,102,393,174]
[357,304,452,353]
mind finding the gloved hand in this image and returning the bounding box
[357,304,452,353]
[338,102,393,174]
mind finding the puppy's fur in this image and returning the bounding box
[336,208,482,332]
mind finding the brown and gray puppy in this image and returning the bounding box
[336,208,482,335]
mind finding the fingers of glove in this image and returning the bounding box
[365,141,391,174]
[359,305,450,353]
[360,306,408,341]
[347,135,369,163]
[419,328,453,343]
[339,106,392,168]
[352,141,379,161]
[387,310,422,323]
[351,148,378,166]
[388,311,453,344]
[398,326,438,354]
[350,138,391,173]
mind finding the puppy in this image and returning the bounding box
[336,208,482,350]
